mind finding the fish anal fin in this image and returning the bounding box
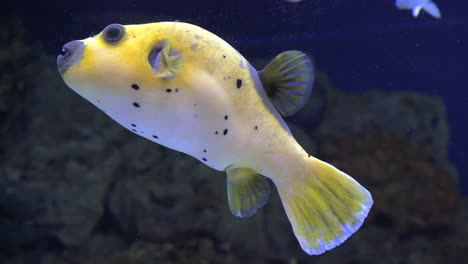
[226,167,271,218]
[258,51,314,117]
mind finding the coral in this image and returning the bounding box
[321,130,461,235]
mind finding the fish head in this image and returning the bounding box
[56,23,179,107]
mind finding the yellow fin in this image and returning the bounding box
[226,167,271,217]
[259,51,314,117]
[276,157,373,255]
[149,40,181,80]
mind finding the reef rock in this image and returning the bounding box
[0,49,122,253]
[0,17,44,155]
[321,131,460,235]
[42,236,242,264]
[314,88,451,165]
[1,27,463,263]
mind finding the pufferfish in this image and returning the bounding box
[56,22,373,255]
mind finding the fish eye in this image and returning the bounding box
[102,24,125,44]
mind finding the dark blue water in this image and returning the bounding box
[8,0,467,194]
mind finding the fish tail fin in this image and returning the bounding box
[422,1,441,18]
[274,156,373,255]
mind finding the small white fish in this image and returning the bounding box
[396,0,441,19]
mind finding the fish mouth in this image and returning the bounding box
[57,40,84,75]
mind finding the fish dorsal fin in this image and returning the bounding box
[149,40,181,80]
[258,51,314,117]
[226,167,270,218]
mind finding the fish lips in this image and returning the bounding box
[57,40,84,75]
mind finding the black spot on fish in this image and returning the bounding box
[152,135,159,139]
[308,154,311,158]
[97,99,100,103]
[255,126,258,130]
[203,149,207,153]
[131,124,136,127]
[215,131,219,135]
[175,88,179,92]
[223,128,228,135]
[224,115,228,120]
[133,102,140,108]
[236,79,242,89]
[131,129,137,132]
[202,157,207,162]
[223,55,226,58]
[131,84,139,90]
[194,103,197,107]
[166,89,172,93]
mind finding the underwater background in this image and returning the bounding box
[1,0,467,263]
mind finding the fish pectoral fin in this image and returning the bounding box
[226,167,270,218]
[149,40,181,80]
[258,51,314,117]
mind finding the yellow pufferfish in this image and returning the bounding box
[56,22,373,255]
